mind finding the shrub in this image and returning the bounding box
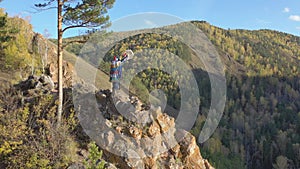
[83,141,106,169]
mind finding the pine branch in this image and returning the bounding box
[62,37,89,49]
[62,18,95,32]
[34,0,56,8]
[32,0,56,13]
[30,6,57,13]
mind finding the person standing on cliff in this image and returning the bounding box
[109,50,134,95]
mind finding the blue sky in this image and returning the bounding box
[1,0,300,38]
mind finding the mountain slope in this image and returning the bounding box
[65,21,300,169]
[0,13,216,168]
[191,21,300,76]
[1,12,299,168]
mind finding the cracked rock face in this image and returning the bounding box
[77,90,214,169]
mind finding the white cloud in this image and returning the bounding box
[289,15,300,21]
[283,7,290,13]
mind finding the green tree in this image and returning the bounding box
[84,142,106,169]
[0,10,33,73]
[34,0,115,127]
[0,9,8,42]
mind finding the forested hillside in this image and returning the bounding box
[193,21,300,77]
[0,8,299,168]
[191,21,300,169]
[0,9,48,82]
[66,21,300,169]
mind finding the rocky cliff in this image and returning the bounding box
[75,88,214,169]
[15,74,214,169]
[32,33,78,88]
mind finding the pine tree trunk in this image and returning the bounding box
[57,0,63,128]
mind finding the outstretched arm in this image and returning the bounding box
[120,54,129,62]
[120,50,134,63]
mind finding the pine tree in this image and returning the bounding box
[34,0,115,127]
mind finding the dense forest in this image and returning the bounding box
[0,7,299,168]
[66,21,300,169]
[191,21,300,169]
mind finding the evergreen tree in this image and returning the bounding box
[34,0,115,127]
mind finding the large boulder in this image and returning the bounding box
[15,75,55,98]
[84,90,215,169]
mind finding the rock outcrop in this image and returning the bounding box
[14,75,55,97]
[48,60,76,88]
[76,89,214,169]
[32,34,77,88]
